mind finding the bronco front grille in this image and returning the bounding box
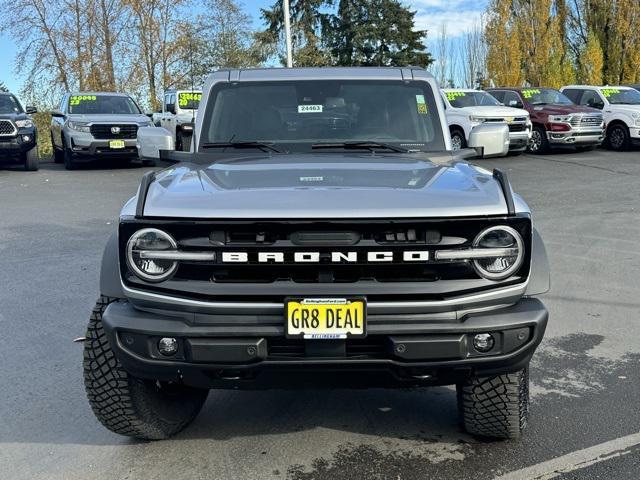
[90,124,138,139]
[0,120,16,136]
[119,217,532,298]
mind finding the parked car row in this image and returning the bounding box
[444,84,640,156]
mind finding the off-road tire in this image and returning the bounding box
[457,367,529,439]
[83,296,209,440]
[450,128,466,151]
[23,146,39,171]
[527,126,549,154]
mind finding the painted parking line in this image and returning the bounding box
[493,432,640,480]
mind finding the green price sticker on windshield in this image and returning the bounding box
[416,94,428,114]
[70,95,97,106]
[601,88,620,98]
[521,89,541,99]
[178,92,202,107]
[446,91,466,101]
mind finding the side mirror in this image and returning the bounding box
[26,106,37,114]
[137,127,174,161]
[51,109,65,118]
[468,124,510,158]
[167,103,176,114]
[145,112,154,119]
[508,100,524,109]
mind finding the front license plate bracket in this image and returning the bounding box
[285,297,366,339]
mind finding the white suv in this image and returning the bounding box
[154,89,202,151]
[560,85,640,150]
[442,89,531,155]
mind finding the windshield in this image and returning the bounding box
[68,95,141,114]
[523,88,573,105]
[178,92,201,110]
[201,80,446,153]
[445,91,500,107]
[601,88,640,105]
[0,95,23,114]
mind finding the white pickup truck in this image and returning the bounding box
[560,85,640,151]
[442,89,532,155]
[153,89,202,151]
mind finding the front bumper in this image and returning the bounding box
[508,130,531,151]
[0,131,37,157]
[102,297,548,389]
[65,130,137,158]
[547,129,604,146]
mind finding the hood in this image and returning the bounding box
[529,104,599,115]
[66,113,150,124]
[607,104,640,114]
[0,112,27,121]
[138,153,517,219]
[456,106,529,118]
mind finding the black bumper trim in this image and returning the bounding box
[102,297,548,388]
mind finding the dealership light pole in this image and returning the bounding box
[283,0,293,68]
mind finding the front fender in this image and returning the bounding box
[100,231,125,298]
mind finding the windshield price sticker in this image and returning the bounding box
[416,94,428,114]
[602,88,620,98]
[446,91,466,101]
[70,95,97,106]
[178,92,202,106]
[298,104,323,113]
[521,89,541,99]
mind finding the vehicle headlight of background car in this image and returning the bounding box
[15,119,34,129]
[66,120,91,133]
[469,115,487,124]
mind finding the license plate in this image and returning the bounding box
[109,140,125,149]
[286,298,366,339]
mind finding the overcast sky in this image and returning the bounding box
[0,0,486,94]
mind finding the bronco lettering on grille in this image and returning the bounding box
[220,251,430,263]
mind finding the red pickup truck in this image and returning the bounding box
[487,87,605,154]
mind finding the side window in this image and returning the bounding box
[489,90,505,103]
[164,95,171,112]
[562,89,580,104]
[503,91,523,108]
[579,90,604,109]
[60,96,67,113]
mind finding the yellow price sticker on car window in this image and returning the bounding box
[521,89,541,99]
[601,88,620,97]
[416,94,428,114]
[70,95,97,106]
[178,92,202,106]
[446,91,466,101]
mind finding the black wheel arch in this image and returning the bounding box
[100,231,125,298]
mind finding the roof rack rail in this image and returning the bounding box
[493,168,516,216]
[135,171,156,218]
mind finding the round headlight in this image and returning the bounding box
[472,226,524,280]
[126,228,178,282]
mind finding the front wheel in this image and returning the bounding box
[176,131,192,152]
[607,124,630,151]
[23,146,39,171]
[527,126,549,154]
[457,367,529,439]
[450,129,466,151]
[63,147,78,170]
[83,296,209,440]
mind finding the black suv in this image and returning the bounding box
[0,92,39,171]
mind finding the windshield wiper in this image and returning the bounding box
[201,141,284,153]
[311,141,409,153]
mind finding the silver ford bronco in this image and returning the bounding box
[83,67,549,440]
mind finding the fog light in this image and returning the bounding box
[23,135,31,142]
[473,333,495,353]
[158,337,178,356]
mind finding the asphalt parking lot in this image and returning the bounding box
[1,149,639,480]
